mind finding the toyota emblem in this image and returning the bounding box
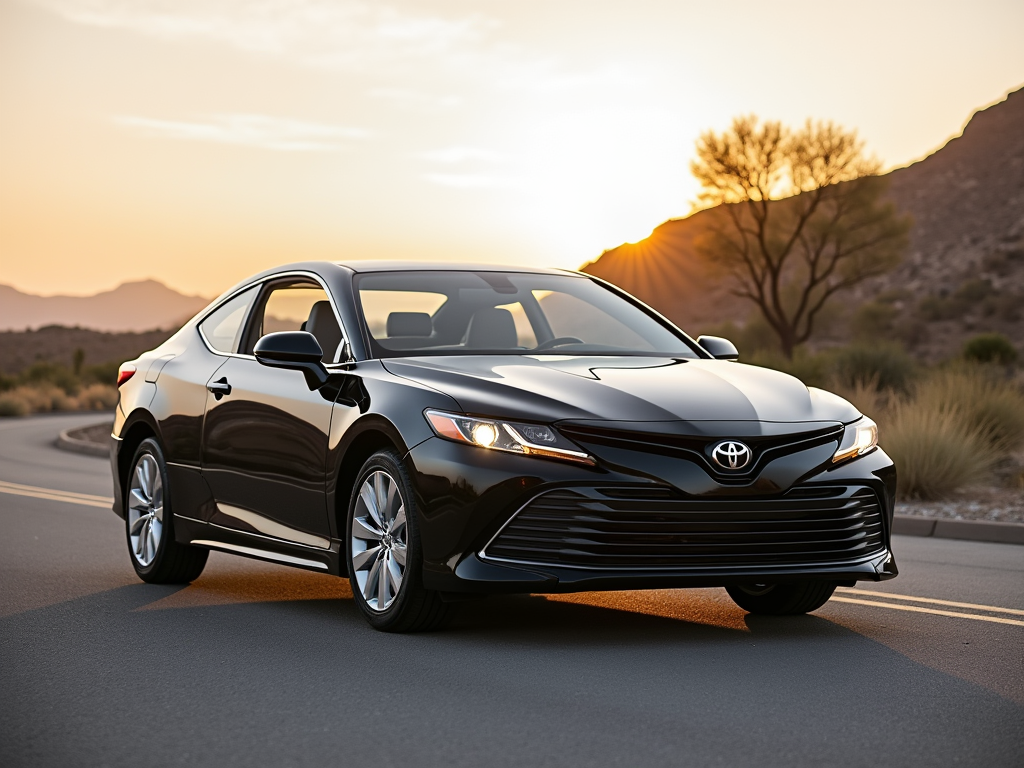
[711,440,752,470]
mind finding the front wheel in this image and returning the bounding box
[125,438,208,584]
[726,580,836,615]
[346,449,450,632]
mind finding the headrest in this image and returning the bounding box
[465,307,518,349]
[305,301,343,362]
[387,312,432,338]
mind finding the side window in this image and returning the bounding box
[199,286,259,354]
[245,282,345,362]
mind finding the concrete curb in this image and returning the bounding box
[893,514,1024,546]
[56,426,110,459]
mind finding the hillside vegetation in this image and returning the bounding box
[584,86,1024,362]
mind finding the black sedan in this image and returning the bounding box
[110,261,897,631]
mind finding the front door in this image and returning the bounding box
[200,278,346,548]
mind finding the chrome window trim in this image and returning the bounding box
[196,270,352,362]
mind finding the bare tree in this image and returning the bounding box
[691,116,910,358]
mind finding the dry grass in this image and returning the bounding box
[0,383,117,417]
[831,366,1024,500]
[913,366,1024,452]
[883,401,1000,499]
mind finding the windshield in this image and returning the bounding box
[355,271,700,358]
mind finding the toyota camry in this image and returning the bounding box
[110,261,897,631]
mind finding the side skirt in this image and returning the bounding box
[174,514,344,576]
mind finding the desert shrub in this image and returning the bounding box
[963,333,1018,366]
[829,343,916,392]
[11,384,74,412]
[82,361,120,386]
[954,278,994,304]
[851,302,898,342]
[19,362,79,395]
[0,393,28,417]
[914,367,1024,452]
[884,401,999,500]
[76,384,119,410]
[916,295,959,321]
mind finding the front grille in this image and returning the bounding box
[482,485,885,570]
[558,423,843,483]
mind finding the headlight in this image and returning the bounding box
[832,416,878,464]
[424,410,595,466]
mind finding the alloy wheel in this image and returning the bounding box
[350,470,408,612]
[128,453,164,567]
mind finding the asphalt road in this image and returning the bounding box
[1,414,1022,768]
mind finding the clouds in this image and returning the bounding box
[32,1,507,77]
[417,145,520,189]
[30,0,626,95]
[113,114,370,151]
[418,146,505,164]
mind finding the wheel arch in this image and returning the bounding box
[115,410,163,516]
[329,415,412,553]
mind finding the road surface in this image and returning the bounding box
[1,414,1021,767]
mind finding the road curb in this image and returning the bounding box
[56,425,109,458]
[893,514,1024,545]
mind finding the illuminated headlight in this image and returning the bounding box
[424,410,595,466]
[832,416,879,464]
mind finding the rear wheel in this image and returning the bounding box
[726,580,836,615]
[125,438,208,584]
[347,449,450,632]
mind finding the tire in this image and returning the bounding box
[726,580,837,615]
[125,438,208,584]
[346,449,450,632]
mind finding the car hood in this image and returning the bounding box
[382,355,860,426]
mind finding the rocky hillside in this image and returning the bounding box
[0,326,175,375]
[583,86,1024,359]
[0,280,210,333]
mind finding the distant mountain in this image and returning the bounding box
[0,280,211,332]
[583,85,1024,359]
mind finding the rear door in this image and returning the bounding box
[200,277,347,547]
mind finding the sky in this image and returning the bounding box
[1,0,1022,298]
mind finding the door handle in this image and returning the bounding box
[207,377,232,400]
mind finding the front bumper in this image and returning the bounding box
[407,437,898,595]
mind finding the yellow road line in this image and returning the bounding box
[838,587,1024,617]
[830,596,1024,627]
[0,480,112,509]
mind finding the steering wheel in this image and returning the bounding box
[534,336,585,351]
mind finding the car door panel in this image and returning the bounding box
[201,357,335,542]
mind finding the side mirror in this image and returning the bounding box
[696,335,739,360]
[254,331,329,390]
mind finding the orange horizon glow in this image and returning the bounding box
[2,0,1023,298]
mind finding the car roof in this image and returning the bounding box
[335,260,579,276]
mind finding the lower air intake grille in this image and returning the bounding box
[483,485,885,570]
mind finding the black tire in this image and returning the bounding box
[346,449,451,633]
[125,438,208,584]
[726,580,837,615]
